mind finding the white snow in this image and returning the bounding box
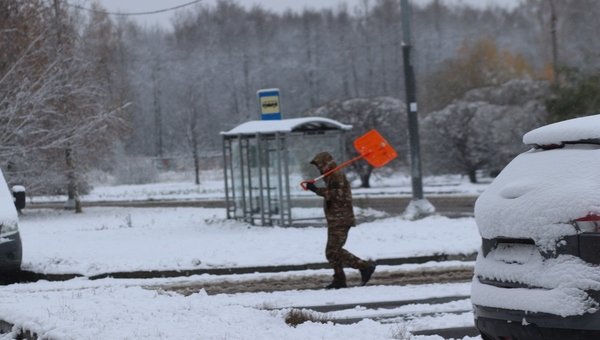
[10,185,25,193]
[0,174,486,339]
[220,117,352,136]
[472,252,600,317]
[18,208,480,277]
[523,113,600,146]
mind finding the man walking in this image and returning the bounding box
[306,151,376,289]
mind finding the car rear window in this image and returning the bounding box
[523,114,600,148]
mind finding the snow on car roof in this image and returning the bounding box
[523,114,600,146]
[475,145,600,250]
[220,117,352,136]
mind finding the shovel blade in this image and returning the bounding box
[353,130,398,167]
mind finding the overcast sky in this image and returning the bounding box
[88,0,521,29]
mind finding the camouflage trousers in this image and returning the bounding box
[325,225,370,285]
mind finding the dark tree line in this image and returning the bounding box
[109,0,599,157]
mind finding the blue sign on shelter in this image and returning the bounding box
[257,88,281,120]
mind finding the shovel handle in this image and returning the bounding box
[300,174,325,190]
[300,180,315,191]
[300,154,367,190]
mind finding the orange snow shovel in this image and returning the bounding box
[300,129,398,190]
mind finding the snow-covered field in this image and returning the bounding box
[32,171,489,203]
[0,173,487,340]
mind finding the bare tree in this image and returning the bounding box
[177,83,210,185]
[0,0,125,205]
[421,79,549,182]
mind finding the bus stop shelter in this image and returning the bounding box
[221,117,352,227]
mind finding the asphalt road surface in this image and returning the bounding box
[28,195,478,218]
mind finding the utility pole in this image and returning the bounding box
[400,0,434,219]
[152,55,163,160]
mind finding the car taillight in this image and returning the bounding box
[575,214,600,233]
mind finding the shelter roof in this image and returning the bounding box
[220,117,352,136]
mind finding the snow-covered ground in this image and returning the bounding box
[31,171,489,203]
[0,173,488,340]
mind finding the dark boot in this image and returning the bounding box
[360,262,376,286]
[326,267,347,289]
[325,282,347,289]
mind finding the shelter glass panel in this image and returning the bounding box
[287,132,345,193]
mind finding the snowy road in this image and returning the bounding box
[145,263,475,295]
[141,263,480,338]
[26,195,478,217]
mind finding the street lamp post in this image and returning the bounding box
[400,0,434,219]
[548,0,559,83]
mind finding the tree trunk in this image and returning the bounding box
[468,168,478,184]
[192,137,200,185]
[64,147,82,213]
[360,173,371,188]
[359,164,374,188]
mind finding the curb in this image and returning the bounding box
[5,253,477,284]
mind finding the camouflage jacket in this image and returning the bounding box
[310,152,356,228]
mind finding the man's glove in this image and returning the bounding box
[306,182,317,193]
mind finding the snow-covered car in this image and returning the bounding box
[0,169,22,273]
[472,114,600,340]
